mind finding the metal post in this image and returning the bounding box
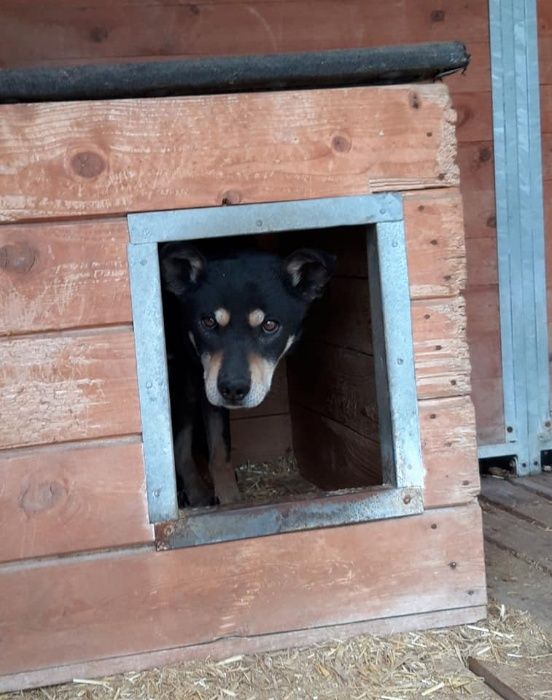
[483,0,549,473]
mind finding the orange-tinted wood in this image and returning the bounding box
[0,85,458,223]
[411,296,471,400]
[403,188,467,299]
[0,328,141,450]
[0,605,487,694]
[420,396,480,508]
[0,502,486,676]
[0,440,153,564]
[0,219,131,335]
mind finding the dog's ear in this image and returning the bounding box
[160,243,206,297]
[284,248,336,301]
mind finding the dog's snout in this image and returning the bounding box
[218,379,250,404]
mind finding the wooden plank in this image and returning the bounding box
[0,84,459,222]
[0,219,131,336]
[289,405,382,488]
[0,604,487,694]
[411,296,471,400]
[420,396,480,509]
[463,286,505,445]
[462,187,497,240]
[472,378,506,446]
[447,41,492,94]
[0,1,407,69]
[0,440,153,564]
[456,140,495,193]
[468,657,526,700]
[465,236,498,288]
[0,328,141,450]
[518,473,552,499]
[405,1,489,44]
[481,477,552,529]
[230,414,292,465]
[483,505,552,575]
[470,658,552,700]
[0,502,486,677]
[452,92,493,144]
[403,188,467,299]
[287,342,378,441]
[306,276,373,353]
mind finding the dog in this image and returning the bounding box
[160,242,335,507]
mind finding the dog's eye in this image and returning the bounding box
[261,319,280,334]
[201,315,217,329]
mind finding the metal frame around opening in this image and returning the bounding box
[127,193,424,544]
[485,0,550,473]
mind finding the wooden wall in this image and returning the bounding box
[0,83,485,691]
[0,0,501,449]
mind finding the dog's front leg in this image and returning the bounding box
[204,404,240,505]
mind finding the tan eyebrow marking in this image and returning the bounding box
[214,308,230,327]
[248,309,265,327]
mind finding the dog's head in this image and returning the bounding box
[161,244,335,409]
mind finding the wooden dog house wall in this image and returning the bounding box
[0,83,485,691]
[0,0,508,468]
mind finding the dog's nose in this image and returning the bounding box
[218,380,250,403]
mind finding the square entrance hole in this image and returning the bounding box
[160,226,382,513]
[128,195,424,547]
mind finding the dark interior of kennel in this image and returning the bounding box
[160,225,383,508]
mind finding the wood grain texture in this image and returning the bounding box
[0,440,153,564]
[0,0,407,68]
[0,219,131,335]
[481,478,552,530]
[0,328,141,450]
[403,188,467,299]
[288,343,378,441]
[0,84,458,222]
[0,502,486,676]
[420,396,480,509]
[289,405,382,489]
[0,605,487,694]
[411,296,471,400]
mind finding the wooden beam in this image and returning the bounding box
[0,84,458,222]
[0,502,486,677]
[0,328,141,449]
[0,440,153,563]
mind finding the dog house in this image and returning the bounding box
[0,44,486,691]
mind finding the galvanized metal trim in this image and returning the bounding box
[477,442,519,460]
[156,487,424,549]
[127,192,425,529]
[489,0,549,473]
[372,220,424,488]
[127,243,179,523]
[128,194,403,244]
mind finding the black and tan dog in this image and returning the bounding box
[160,243,334,507]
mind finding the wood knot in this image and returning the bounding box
[431,9,445,22]
[89,26,109,43]
[220,190,241,205]
[71,151,106,179]
[409,91,421,109]
[478,146,492,163]
[0,242,37,273]
[331,134,351,153]
[19,480,66,515]
[486,214,497,228]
